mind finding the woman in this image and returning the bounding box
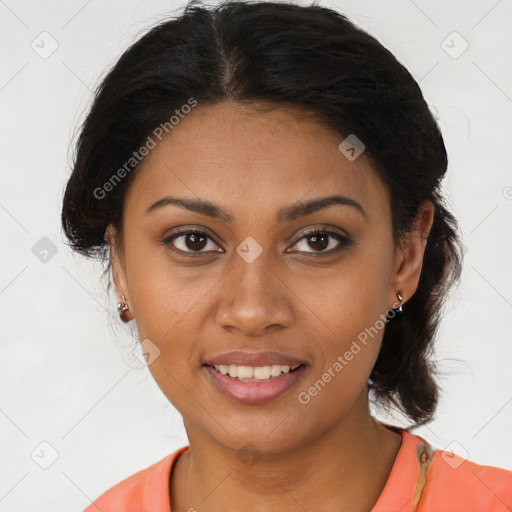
[61,1,512,510]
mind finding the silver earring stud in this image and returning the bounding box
[117,295,129,313]
[396,292,404,313]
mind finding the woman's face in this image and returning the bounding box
[108,101,432,454]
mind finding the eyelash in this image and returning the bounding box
[161,227,352,258]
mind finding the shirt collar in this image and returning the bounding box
[371,428,430,512]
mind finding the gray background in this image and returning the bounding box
[1,1,511,511]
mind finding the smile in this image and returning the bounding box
[213,363,302,381]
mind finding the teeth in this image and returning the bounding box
[254,366,271,379]
[213,364,300,380]
[270,365,284,377]
[237,366,254,379]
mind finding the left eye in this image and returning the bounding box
[164,229,221,254]
[290,229,348,254]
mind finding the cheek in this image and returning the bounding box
[296,305,386,425]
[296,255,392,401]
[301,249,392,339]
[123,239,210,341]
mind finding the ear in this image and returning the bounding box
[105,224,134,322]
[389,200,435,309]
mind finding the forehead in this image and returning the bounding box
[124,101,389,222]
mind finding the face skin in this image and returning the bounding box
[106,101,434,511]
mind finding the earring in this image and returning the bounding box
[396,291,404,313]
[117,295,130,322]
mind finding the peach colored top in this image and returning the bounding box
[83,429,512,511]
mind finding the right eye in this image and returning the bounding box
[162,229,223,256]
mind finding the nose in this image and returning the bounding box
[215,255,293,337]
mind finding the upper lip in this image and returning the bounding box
[203,351,306,367]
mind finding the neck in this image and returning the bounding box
[170,392,401,512]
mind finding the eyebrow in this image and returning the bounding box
[146,194,366,222]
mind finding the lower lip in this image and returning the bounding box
[204,365,307,405]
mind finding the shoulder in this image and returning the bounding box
[82,446,189,512]
[412,432,512,511]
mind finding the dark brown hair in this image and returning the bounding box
[61,0,463,426]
